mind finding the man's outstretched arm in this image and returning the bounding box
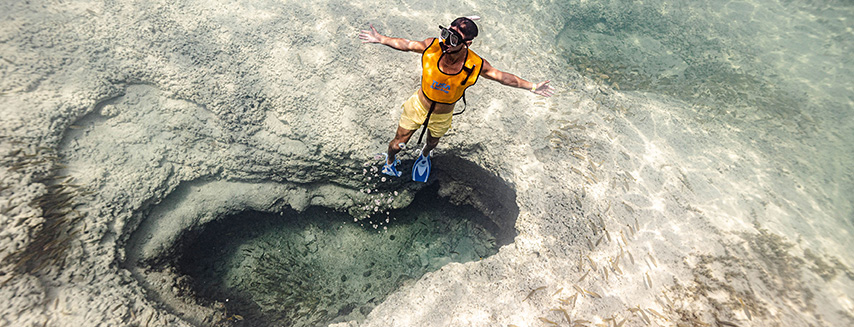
[481,59,555,97]
[359,24,431,53]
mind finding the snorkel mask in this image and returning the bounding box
[439,25,468,48]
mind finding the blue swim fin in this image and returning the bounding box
[411,153,431,183]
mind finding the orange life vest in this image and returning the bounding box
[420,39,483,104]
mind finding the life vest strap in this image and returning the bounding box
[460,65,475,85]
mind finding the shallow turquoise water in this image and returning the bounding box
[556,0,853,228]
[2,0,852,325]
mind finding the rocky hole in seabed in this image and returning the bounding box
[139,156,519,327]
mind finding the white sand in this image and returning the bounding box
[1,0,852,326]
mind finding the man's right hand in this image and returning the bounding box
[359,24,383,43]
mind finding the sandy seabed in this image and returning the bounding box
[1,0,853,326]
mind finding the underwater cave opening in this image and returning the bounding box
[172,183,514,327]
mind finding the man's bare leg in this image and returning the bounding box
[387,126,416,164]
[421,131,441,157]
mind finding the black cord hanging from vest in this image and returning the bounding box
[453,93,467,116]
[417,101,437,145]
[453,64,475,116]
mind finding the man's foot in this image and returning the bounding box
[381,154,402,177]
[411,152,431,182]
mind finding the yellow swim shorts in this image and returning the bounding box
[398,92,453,138]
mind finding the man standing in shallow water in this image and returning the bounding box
[359,17,554,181]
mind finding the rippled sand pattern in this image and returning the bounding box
[0,0,851,326]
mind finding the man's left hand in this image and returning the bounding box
[532,80,555,97]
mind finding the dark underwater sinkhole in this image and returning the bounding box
[174,183,516,327]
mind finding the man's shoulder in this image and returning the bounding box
[467,48,484,62]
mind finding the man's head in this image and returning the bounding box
[450,17,478,41]
[440,17,478,53]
